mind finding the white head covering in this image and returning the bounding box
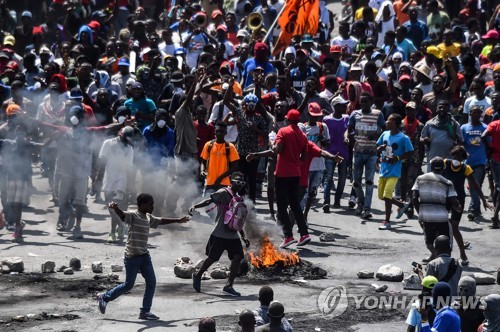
[375,1,396,23]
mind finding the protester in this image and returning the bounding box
[190,171,250,297]
[97,193,189,320]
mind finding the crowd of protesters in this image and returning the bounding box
[0,0,500,328]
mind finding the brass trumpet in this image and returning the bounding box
[192,12,207,28]
[247,12,263,31]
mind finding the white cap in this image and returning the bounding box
[392,51,403,60]
[285,46,296,56]
[331,96,349,107]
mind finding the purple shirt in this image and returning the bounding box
[323,114,349,160]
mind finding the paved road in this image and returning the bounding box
[0,161,499,331]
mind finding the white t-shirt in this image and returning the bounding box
[209,101,238,143]
[298,122,330,171]
[463,96,491,121]
[330,36,358,55]
[99,137,134,193]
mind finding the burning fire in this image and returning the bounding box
[249,235,300,268]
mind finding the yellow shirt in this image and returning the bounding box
[437,42,461,58]
[355,7,378,21]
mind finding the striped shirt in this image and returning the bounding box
[123,210,161,258]
[348,109,385,154]
[412,173,457,223]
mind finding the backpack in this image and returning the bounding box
[206,139,230,173]
[223,188,248,232]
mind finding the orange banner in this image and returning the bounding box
[272,0,320,56]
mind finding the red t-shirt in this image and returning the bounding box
[488,120,500,162]
[275,124,308,178]
[299,142,322,187]
[194,121,215,160]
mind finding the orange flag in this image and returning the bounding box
[272,0,320,56]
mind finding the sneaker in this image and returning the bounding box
[138,312,160,320]
[348,196,357,209]
[97,293,107,314]
[56,222,66,231]
[322,204,330,213]
[280,236,297,249]
[467,213,475,221]
[333,201,341,208]
[6,224,15,232]
[378,221,391,230]
[65,215,75,231]
[355,206,363,215]
[222,285,241,297]
[192,273,201,293]
[116,225,126,241]
[361,210,372,219]
[297,234,311,246]
[73,227,84,239]
[12,233,23,243]
[396,203,410,219]
[107,232,116,243]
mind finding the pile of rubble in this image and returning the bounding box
[0,257,124,276]
[173,257,229,280]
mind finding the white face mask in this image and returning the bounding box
[118,116,126,124]
[157,120,166,128]
[452,159,461,167]
[70,116,79,126]
[375,60,382,68]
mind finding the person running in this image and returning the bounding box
[190,171,250,297]
[97,193,190,320]
[376,113,414,230]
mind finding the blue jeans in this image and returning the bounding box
[468,164,486,215]
[353,153,377,211]
[324,159,348,205]
[103,253,156,313]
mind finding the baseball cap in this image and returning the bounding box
[3,35,15,47]
[405,101,417,109]
[118,57,130,66]
[285,109,300,121]
[170,71,184,83]
[216,25,227,32]
[331,96,349,107]
[211,10,223,19]
[308,102,322,116]
[301,34,314,43]
[237,29,250,38]
[21,11,33,19]
[430,157,444,171]
[6,61,19,71]
[131,82,143,90]
[482,29,499,40]
[285,46,296,56]
[67,87,83,100]
[421,276,438,289]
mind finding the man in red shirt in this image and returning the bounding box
[482,120,500,229]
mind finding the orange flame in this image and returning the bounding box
[249,235,300,268]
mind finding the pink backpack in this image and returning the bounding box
[223,188,248,232]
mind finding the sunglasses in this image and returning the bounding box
[232,180,246,186]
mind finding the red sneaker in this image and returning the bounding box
[280,236,297,248]
[297,234,311,246]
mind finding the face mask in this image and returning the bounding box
[452,159,461,167]
[118,116,126,124]
[70,116,79,126]
[157,120,166,128]
[375,60,382,67]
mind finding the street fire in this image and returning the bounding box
[249,235,300,268]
